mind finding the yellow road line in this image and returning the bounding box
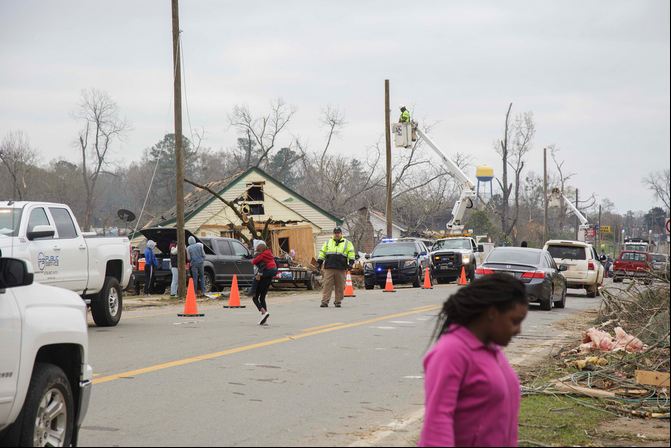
[92,305,441,385]
[299,322,345,332]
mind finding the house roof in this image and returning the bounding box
[368,208,406,232]
[148,167,342,228]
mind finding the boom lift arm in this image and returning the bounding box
[550,188,588,226]
[412,124,477,234]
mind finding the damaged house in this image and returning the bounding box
[135,167,342,265]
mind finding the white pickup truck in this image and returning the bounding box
[0,201,132,326]
[0,257,92,446]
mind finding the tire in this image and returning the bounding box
[412,269,421,288]
[612,276,622,283]
[153,284,166,295]
[91,276,122,327]
[306,273,315,290]
[203,271,214,293]
[18,363,74,447]
[540,290,552,311]
[586,285,597,298]
[468,265,475,282]
[554,285,567,308]
[365,284,374,290]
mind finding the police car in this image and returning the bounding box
[363,238,432,289]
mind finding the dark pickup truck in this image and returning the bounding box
[132,227,255,294]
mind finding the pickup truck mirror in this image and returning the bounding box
[0,257,34,289]
[27,225,56,241]
[477,245,484,252]
[559,265,568,272]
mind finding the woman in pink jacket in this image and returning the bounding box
[419,274,529,447]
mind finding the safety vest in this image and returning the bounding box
[318,237,356,270]
[399,110,410,123]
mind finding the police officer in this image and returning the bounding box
[318,227,356,308]
[399,104,410,123]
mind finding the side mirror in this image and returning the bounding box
[0,257,34,290]
[414,252,419,258]
[477,245,484,252]
[559,265,568,272]
[27,225,56,240]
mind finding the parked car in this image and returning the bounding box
[543,240,604,298]
[0,257,92,446]
[612,251,653,284]
[133,228,256,293]
[430,236,485,284]
[363,239,431,289]
[649,253,669,279]
[475,247,567,311]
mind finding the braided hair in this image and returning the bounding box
[431,273,528,343]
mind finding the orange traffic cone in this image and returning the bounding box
[344,271,356,297]
[178,278,204,317]
[459,267,468,285]
[422,267,433,289]
[223,274,246,308]
[383,269,395,293]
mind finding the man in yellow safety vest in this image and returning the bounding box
[399,104,410,123]
[318,227,356,308]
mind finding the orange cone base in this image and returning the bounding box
[178,313,205,316]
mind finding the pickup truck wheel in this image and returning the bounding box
[91,276,122,327]
[468,265,475,282]
[153,284,166,295]
[18,363,74,448]
[203,271,214,293]
[612,276,622,283]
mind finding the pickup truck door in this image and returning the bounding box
[229,240,254,285]
[25,206,60,288]
[0,287,21,423]
[214,240,233,284]
[47,207,88,293]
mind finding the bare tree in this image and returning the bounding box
[227,97,297,170]
[0,130,41,200]
[643,169,670,212]
[493,104,535,244]
[72,88,132,231]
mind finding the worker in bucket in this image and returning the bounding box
[399,104,410,123]
[317,227,356,308]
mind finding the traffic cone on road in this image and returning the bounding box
[223,274,246,308]
[344,271,356,297]
[459,267,468,285]
[383,269,396,293]
[178,278,204,317]
[422,267,433,289]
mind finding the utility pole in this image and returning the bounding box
[575,188,579,240]
[385,80,392,238]
[598,204,602,251]
[172,0,186,298]
[543,147,548,243]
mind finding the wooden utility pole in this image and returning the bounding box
[172,0,186,298]
[598,204,602,251]
[575,189,579,240]
[543,147,548,243]
[385,80,392,238]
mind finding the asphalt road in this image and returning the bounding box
[79,282,602,447]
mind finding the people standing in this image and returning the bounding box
[419,274,528,447]
[144,240,159,295]
[169,240,180,297]
[399,104,410,123]
[318,227,356,308]
[250,242,278,325]
[186,236,206,296]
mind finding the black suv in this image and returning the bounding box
[363,240,432,289]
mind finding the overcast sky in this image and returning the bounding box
[1,0,669,214]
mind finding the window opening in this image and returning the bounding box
[279,237,290,253]
[246,185,264,201]
[249,204,265,215]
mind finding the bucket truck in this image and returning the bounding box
[392,121,485,283]
[548,188,591,242]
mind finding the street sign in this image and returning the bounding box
[666,218,670,233]
[585,228,596,243]
[599,226,611,233]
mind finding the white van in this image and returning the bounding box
[543,240,604,297]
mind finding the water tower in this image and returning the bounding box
[476,165,494,203]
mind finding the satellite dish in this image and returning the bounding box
[117,209,136,222]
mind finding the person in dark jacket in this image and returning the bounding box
[144,240,159,295]
[251,243,277,325]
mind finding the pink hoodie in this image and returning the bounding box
[419,325,520,447]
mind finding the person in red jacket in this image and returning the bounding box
[251,243,278,325]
